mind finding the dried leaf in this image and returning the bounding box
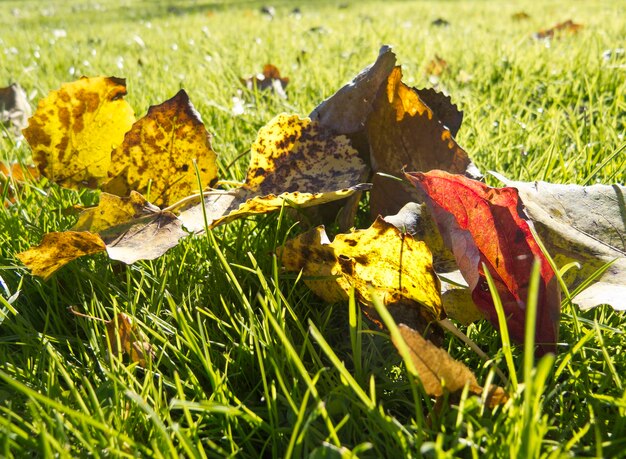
[0,83,31,136]
[534,20,583,40]
[394,324,508,407]
[512,12,531,21]
[406,170,560,355]
[425,55,448,77]
[105,313,154,365]
[105,89,218,206]
[1,162,40,207]
[17,231,106,279]
[179,114,369,232]
[414,88,463,137]
[242,64,289,98]
[367,67,481,218]
[310,45,396,135]
[278,217,444,329]
[492,172,626,311]
[23,77,135,188]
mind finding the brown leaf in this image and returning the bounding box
[511,11,531,21]
[242,64,289,98]
[105,313,154,366]
[534,20,583,40]
[310,45,397,135]
[366,66,481,218]
[0,83,31,136]
[414,88,463,138]
[105,89,218,206]
[425,55,448,77]
[394,324,508,407]
[17,232,106,279]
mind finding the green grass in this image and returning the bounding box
[1,0,626,456]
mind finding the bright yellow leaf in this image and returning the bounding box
[278,217,444,324]
[23,77,135,188]
[17,231,106,279]
[105,89,218,206]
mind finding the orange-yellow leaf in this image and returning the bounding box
[17,231,106,279]
[23,77,135,188]
[105,89,218,206]
[105,313,154,366]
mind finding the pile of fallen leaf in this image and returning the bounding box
[3,46,625,407]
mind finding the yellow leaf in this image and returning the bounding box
[23,77,135,188]
[17,231,106,279]
[105,313,154,366]
[178,114,369,232]
[105,89,218,206]
[72,191,158,233]
[278,217,444,325]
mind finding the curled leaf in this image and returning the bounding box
[105,89,218,206]
[17,231,106,280]
[23,76,135,188]
[0,83,31,136]
[406,170,560,355]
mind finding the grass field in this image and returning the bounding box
[1,0,626,457]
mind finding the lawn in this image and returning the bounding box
[1,0,625,457]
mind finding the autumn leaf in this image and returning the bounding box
[0,83,31,136]
[406,170,560,355]
[23,76,135,188]
[1,161,40,207]
[367,66,481,218]
[278,217,444,330]
[105,313,154,366]
[394,324,508,407]
[16,231,106,280]
[105,89,218,206]
[414,88,463,137]
[512,11,531,21]
[534,20,583,40]
[424,55,448,77]
[492,172,626,311]
[242,64,289,99]
[310,45,396,135]
[178,114,369,232]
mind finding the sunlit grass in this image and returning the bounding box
[1,0,625,456]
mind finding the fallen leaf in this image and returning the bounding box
[242,64,289,98]
[414,88,463,137]
[425,55,448,77]
[1,161,40,207]
[367,67,481,218]
[105,89,218,206]
[17,231,106,280]
[394,324,508,407]
[105,313,154,365]
[431,18,450,27]
[491,172,626,311]
[0,83,31,136]
[511,12,531,21]
[23,76,135,188]
[278,217,444,330]
[72,191,159,233]
[534,20,583,40]
[178,114,369,232]
[310,45,396,135]
[406,170,560,355]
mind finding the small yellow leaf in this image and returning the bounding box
[105,89,218,206]
[105,313,154,366]
[17,231,106,279]
[72,191,158,233]
[278,217,444,325]
[178,114,369,233]
[23,77,135,188]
